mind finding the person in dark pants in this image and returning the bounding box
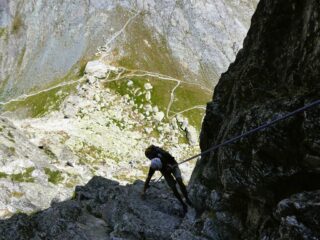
[141,145,192,212]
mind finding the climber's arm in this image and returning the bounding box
[142,168,155,195]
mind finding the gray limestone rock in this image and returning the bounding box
[190,0,320,239]
[0,0,257,101]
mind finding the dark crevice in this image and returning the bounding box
[266,172,320,204]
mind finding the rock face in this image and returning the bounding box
[0,117,71,218]
[190,0,320,239]
[2,0,320,239]
[0,0,257,101]
[0,176,189,240]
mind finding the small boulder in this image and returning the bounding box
[144,83,153,90]
[154,111,165,122]
[145,91,151,101]
[85,61,116,79]
[127,80,134,87]
[186,126,198,145]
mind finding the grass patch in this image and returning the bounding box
[180,108,206,132]
[3,83,76,117]
[171,83,211,112]
[0,76,9,97]
[11,167,35,183]
[76,142,107,165]
[105,76,175,114]
[7,146,16,156]
[43,148,57,160]
[170,83,210,130]
[0,172,8,178]
[44,168,64,185]
[0,27,7,38]
[11,14,24,34]
[116,173,137,183]
[65,176,79,188]
[105,75,208,130]
[17,46,26,67]
[7,131,14,139]
[11,191,24,198]
[2,52,96,117]
[6,131,15,143]
[116,13,188,80]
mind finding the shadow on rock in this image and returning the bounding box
[0,176,190,240]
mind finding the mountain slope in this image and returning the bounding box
[0,0,257,101]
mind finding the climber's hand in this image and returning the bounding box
[141,191,146,200]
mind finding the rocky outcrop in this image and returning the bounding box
[0,61,201,218]
[0,117,71,218]
[190,0,320,239]
[3,0,320,239]
[0,176,191,240]
[0,0,257,101]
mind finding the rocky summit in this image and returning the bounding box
[1,0,320,239]
[0,177,194,240]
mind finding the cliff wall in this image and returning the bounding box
[190,0,320,239]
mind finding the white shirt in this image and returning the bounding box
[150,158,162,170]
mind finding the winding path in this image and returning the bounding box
[0,8,212,122]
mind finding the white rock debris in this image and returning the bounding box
[0,64,200,218]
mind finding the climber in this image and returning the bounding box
[141,145,192,212]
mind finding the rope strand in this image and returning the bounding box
[154,99,320,183]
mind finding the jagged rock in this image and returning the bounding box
[144,83,153,91]
[275,191,320,239]
[154,111,165,122]
[190,0,320,239]
[144,128,153,134]
[85,61,116,79]
[87,75,96,85]
[0,177,186,239]
[153,106,159,113]
[144,104,153,112]
[186,126,198,146]
[145,91,151,101]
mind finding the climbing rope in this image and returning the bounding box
[154,99,320,183]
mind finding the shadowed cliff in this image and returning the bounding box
[190,0,320,239]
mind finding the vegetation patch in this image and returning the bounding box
[0,172,8,178]
[43,148,57,160]
[0,27,7,38]
[105,75,209,131]
[11,167,35,183]
[17,46,26,67]
[10,191,24,198]
[171,83,211,112]
[75,142,107,165]
[3,83,76,118]
[0,77,9,98]
[105,76,175,114]
[44,168,64,185]
[116,15,188,80]
[7,131,15,142]
[11,14,24,34]
[7,146,16,156]
[65,176,80,188]
[1,52,96,118]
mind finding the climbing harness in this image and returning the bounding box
[154,99,320,183]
